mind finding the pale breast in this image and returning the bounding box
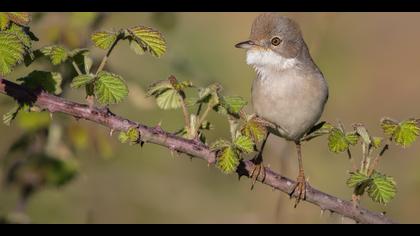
[251,68,328,141]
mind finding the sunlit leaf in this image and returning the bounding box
[216,146,239,174]
[94,71,128,104]
[220,96,247,114]
[328,128,349,153]
[234,135,255,154]
[155,89,182,110]
[368,171,397,205]
[241,117,267,143]
[394,119,420,147]
[40,45,68,65]
[381,117,399,136]
[127,26,166,57]
[91,31,117,50]
[346,132,359,146]
[0,32,25,75]
[70,74,95,89]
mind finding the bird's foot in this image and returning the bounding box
[288,173,307,208]
[249,158,266,190]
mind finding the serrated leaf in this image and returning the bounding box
[346,132,359,146]
[94,71,128,104]
[129,38,145,55]
[220,96,247,114]
[381,117,399,136]
[394,119,420,147]
[328,128,349,153]
[40,45,68,65]
[17,70,63,95]
[241,117,267,143]
[234,135,255,154]
[70,74,95,88]
[6,13,31,26]
[3,105,20,126]
[127,26,166,57]
[0,13,9,30]
[5,23,34,49]
[347,171,370,188]
[155,89,182,110]
[372,137,383,149]
[0,32,25,75]
[146,80,173,97]
[118,127,139,145]
[91,31,117,50]
[216,146,240,174]
[368,172,396,205]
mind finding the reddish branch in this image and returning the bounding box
[0,77,395,224]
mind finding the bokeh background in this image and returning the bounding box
[1,12,420,223]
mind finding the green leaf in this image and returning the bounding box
[241,116,267,143]
[18,70,63,95]
[216,146,240,174]
[0,13,9,30]
[127,26,166,57]
[234,135,255,154]
[3,105,20,126]
[210,139,231,151]
[91,31,117,50]
[328,128,349,153]
[220,96,247,114]
[381,117,399,136]
[40,45,68,65]
[129,38,145,55]
[346,132,359,146]
[347,171,372,196]
[94,71,129,104]
[368,171,396,205]
[394,119,420,147]
[6,13,31,26]
[372,137,383,149]
[155,89,182,110]
[0,32,25,75]
[118,127,140,145]
[70,74,95,89]
[5,23,35,49]
[146,80,173,97]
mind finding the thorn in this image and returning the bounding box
[110,129,114,137]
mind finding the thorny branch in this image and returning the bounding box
[0,77,395,224]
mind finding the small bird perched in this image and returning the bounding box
[235,13,329,206]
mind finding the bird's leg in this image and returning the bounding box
[289,141,307,207]
[250,132,270,190]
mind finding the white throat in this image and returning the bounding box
[246,49,298,78]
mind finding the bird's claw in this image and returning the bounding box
[250,160,266,190]
[289,174,307,208]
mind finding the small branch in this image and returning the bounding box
[96,37,121,75]
[0,77,395,224]
[71,60,83,76]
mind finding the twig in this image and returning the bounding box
[0,77,395,224]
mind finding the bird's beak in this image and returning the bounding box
[235,40,255,49]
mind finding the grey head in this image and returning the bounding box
[235,13,314,66]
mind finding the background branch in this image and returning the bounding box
[0,77,395,224]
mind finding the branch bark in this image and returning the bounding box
[0,77,395,224]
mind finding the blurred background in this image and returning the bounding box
[1,12,420,223]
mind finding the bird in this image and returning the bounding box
[235,13,329,207]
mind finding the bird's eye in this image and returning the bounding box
[271,37,281,46]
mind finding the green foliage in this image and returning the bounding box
[94,71,129,104]
[17,70,63,95]
[0,13,9,30]
[368,171,397,205]
[216,146,239,174]
[241,116,268,143]
[347,171,371,195]
[40,45,68,65]
[0,32,25,75]
[127,26,166,57]
[233,135,255,154]
[381,118,420,148]
[146,78,193,110]
[328,128,359,153]
[91,31,118,50]
[118,127,140,145]
[70,74,95,89]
